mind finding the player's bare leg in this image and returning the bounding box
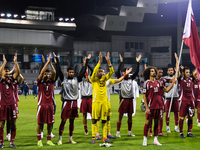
[0,120,5,149]
[58,118,67,145]
[116,113,123,137]
[153,119,162,146]
[68,118,76,144]
[83,113,89,135]
[107,116,115,139]
[127,113,135,137]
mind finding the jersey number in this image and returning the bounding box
[186,83,191,87]
[6,84,9,89]
[154,87,158,93]
[46,86,49,91]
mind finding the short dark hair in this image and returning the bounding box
[167,64,173,70]
[67,67,74,72]
[142,66,157,81]
[157,68,163,71]
[182,66,190,73]
[4,66,9,70]
[99,67,102,70]
[45,69,50,73]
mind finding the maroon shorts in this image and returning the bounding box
[80,98,92,113]
[37,105,54,124]
[0,105,18,120]
[145,109,162,120]
[61,101,79,119]
[118,98,133,114]
[164,100,179,112]
[179,100,195,117]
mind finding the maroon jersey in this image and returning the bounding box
[193,80,200,101]
[143,80,165,109]
[13,79,19,102]
[0,77,16,105]
[37,78,55,105]
[178,76,195,101]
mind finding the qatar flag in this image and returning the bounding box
[183,0,200,79]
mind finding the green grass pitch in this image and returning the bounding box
[3,94,200,149]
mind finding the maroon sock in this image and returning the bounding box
[117,122,121,131]
[84,124,87,131]
[47,135,51,141]
[69,119,74,136]
[166,112,170,126]
[149,121,152,133]
[37,134,41,141]
[174,112,179,126]
[179,119,184,133]
[197,110,200,123]
[159,119,163,133]
[143,124,149,136]
[10,128,16,143]
[188,119,193,133]
[59,119,66,136]
[0,127,4,144]
[154,123,159,136]
[128,122,132,131]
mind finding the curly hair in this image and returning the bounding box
[142,66,157,81]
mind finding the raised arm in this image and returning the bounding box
[9,65,15,74]
[53,52,64,82]
[0,55,7,75]
[104,52,114,80]
[174,53,181,79]
[114,68,132,83]
[18,74,24,84]
[87,64,93,76]
[39,55,45,74]
[38,54,51,80]
[117,54,123,78]
[13,53,20,79]
[85,67,91,83]
[91,52,102,82]
[50,61,56,81]
[77,54,91,82]
[130,54,141,80]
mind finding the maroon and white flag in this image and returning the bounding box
[183,0,200,79]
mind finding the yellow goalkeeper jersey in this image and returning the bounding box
[91,63,114,103]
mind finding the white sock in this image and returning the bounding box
[154,136,158,141]
[117,131,120,134]
[143,136,147,141]
[167,126,170,129]
[128,131,132,134]
[59,136,62,140]
[69,136,72,140]
[175,126,178,129]
[187,132,191,134]
[96,133,99,136]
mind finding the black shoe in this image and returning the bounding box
[0,143,4,149]
[103,138,113,143]
[180,133,185,138]
[187,133,196,138]
[9,143,17,149]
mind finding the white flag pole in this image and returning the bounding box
[168,40,183,118]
